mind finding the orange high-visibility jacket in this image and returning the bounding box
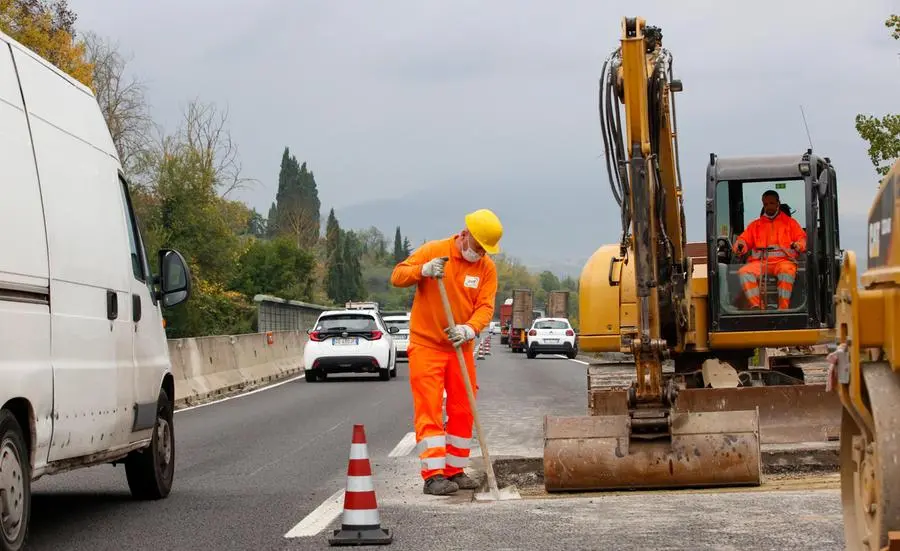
[735,211,807,259]
[390,235,498,352]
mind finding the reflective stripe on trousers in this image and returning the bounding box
[737,260,797,309]
[408,342,477,480]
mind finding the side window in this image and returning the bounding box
[118,175,156,300]
[118,177,144,281]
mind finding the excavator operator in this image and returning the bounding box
[733,190,807,310]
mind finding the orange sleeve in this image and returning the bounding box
[390,241,436,288]
[464,260,497,334]
[737,220,757,250]
[790,218,807,249]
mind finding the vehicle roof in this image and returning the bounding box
[709,153,812,181]
[319,309,377,317]
[533,317,570,323]
[0,30,95,97]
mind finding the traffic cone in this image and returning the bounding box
[328,424,393,546]
[485,336,492,355]
[477,340,485,360]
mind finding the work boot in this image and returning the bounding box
[449,472,480,490]
[423,475,458,495]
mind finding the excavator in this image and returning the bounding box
[830,158,900,550]
[543,17,845,491]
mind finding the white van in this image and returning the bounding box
[1,31,192,549]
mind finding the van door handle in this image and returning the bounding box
[107,290,118,320]
[132,294,142,322]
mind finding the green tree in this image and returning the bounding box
[392,226,404,263]
[855,14,900,178]
[273,148,321,247]
[131,99,253,337]
[539,270,561,293]
[0,0,93,87]
[402,236,412,258]
[230,236,316,301]
[325,210,344,303]
[341,230,366,301]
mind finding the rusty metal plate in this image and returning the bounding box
[589,384,842,445]
[543,410,762,492]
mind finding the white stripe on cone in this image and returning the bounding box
[345,475,375,493]
[349,443,368,460]
[342,508,381,526]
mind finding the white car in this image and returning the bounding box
[304,309,399,381]
[526,317,578,359]
[488,321,500,334]
[383,313,411,359]
[1,29,192,547]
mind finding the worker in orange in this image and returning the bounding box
[733,190,807,309]
[390,209,502,496]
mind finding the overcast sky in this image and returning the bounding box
[68,0,899,264]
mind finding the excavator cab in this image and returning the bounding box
[706,150,842,335]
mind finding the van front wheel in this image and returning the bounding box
[125,387,175,500]
[0,410,30,551]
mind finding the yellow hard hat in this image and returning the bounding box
[464,209,503,254]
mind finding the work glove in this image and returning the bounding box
[445,324,476,347]
[421,256,448,279]
[733,239,748,255]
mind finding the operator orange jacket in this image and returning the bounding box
[390,235,498,352]
[735,210,807,257]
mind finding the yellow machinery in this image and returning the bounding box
[543,17,845,490]
[832,159,900,550]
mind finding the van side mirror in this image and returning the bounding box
[157,249,191,308]
[388,326,399,334]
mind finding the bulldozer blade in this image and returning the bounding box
[543,409,762,492]
[589,384,841,445]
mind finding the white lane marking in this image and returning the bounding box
[555,354,589,365]
[284,489,345,538]
[388,431,416,457]
[176,373,306,414]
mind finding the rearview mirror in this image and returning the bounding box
[157,249,191,308]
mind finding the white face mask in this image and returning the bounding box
[461,236,483,263]
[461,244,482,263]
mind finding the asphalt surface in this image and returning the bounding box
[24,336,846,550]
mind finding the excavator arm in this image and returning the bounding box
[601,17,686,415]
[542,16,763,492]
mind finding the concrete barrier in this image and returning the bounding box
[168,330,308,408]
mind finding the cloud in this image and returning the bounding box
[67,0,899,267]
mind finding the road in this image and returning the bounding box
[25,336,845,550]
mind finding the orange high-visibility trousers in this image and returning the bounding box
[738,259,797,309]
[408,342,477,480]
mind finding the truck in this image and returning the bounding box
[499,298,513,344]
[345,301,379,312]
[546,290,571,320]
[508,288,533,352]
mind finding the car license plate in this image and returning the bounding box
[333,337,358,346]
[396,335,407,340]
[545,338,559,343]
